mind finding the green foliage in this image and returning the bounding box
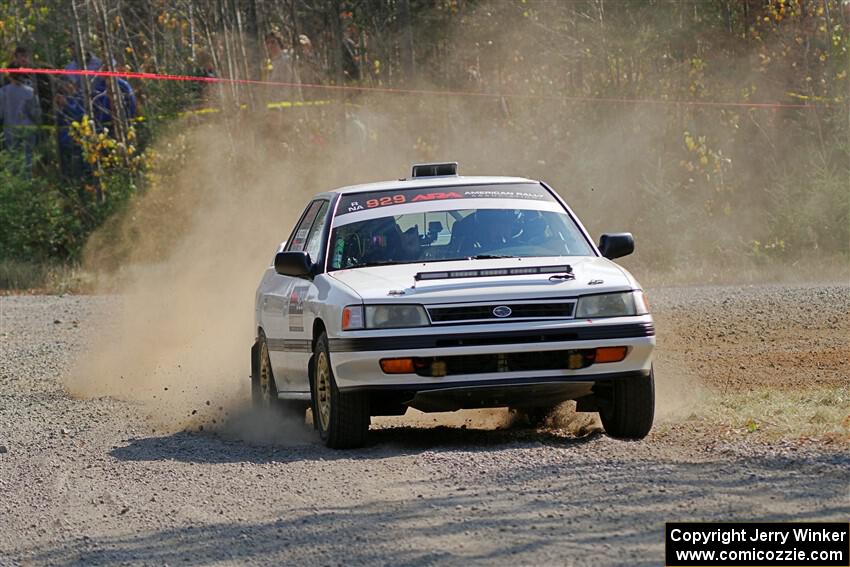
[0,150,139,263]
[0,151,82,261]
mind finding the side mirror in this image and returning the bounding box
[275,251,313,278]
[598,233,634,260]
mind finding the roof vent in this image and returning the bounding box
[411,162,458,178]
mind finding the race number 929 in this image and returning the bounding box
[367,195,406,208]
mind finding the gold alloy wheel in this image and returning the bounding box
[316,351,332,432]
[259,341,273,407]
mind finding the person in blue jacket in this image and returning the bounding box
[91,68,137,132]
[54,78,86,179]
[0,63,41,178]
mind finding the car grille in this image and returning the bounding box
[427,301,575,324]
[413,349,595,377]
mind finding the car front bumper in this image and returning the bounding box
[328,316,655,393]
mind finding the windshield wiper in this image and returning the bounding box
[354,260,407,268]
[467,254,519,260]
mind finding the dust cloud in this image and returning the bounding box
[64,4,809,439]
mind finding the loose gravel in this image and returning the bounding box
[0,285,848,566]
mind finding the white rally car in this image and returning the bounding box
[252,163,654,448]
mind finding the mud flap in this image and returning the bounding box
[307,354,318,429]
[250,341,259,383]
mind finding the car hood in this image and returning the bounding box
[327,256,635,303]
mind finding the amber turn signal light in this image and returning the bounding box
[380,358,415,374]
[595,346,628,363]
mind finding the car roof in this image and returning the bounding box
[320,175,539,197]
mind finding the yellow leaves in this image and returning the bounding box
[682,131,731,193]
[156,10,179,28]
[70,118,150,179]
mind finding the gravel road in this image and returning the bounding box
[1,284,848,566]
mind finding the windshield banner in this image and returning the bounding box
[336,183,554,217]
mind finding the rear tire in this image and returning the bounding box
[599,368,655,439]
[252,334,307,420]
[312,332,369,449]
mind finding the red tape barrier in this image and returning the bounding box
[1,66,837,110]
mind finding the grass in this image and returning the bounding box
[672,385,850,444]
[631,253,850,288]
[0,260,91,294]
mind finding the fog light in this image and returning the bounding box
[595,346,628,363]
[380,358,414,374]
[567,352,584,369]
[431,360,447,377]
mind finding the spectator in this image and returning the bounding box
[190,49,217,106]
[342,28,361,81]
[54,78,85,179]
[295,34,323,100]
[265,31,294,85]
[0,63,41,178]
[7,46,32,86]
[64,44,102,87]
[91,68,137,132]
[296,34,321,83]
[12,45,52,121]
[262,31,298,110]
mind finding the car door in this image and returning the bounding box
[264,200,325,388]
[277,199,331,391]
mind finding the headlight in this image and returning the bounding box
[366,304,429,328]
[575,291,648,318]
[342,304,429,330]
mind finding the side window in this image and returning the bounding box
[303,201,330,261]
[287,201,323,252]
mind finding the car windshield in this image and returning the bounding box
[328,207,594,270]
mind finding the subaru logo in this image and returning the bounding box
[492,305,512,318]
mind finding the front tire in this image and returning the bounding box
[599,368,655,439]
[312,332,369,449]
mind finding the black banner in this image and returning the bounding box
[336,183,554,216]
[666,522,849,566]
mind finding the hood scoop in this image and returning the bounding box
[414,264,573,283]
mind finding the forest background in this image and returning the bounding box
[0,0,847,290]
